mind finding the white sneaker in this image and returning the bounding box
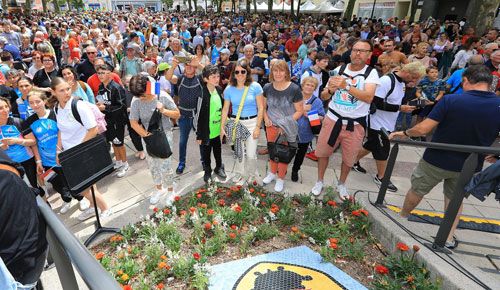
[311,181,323,196]
[262,172,276,185]
[165,192,175,206]
[150,189,164,205]
[274,179,284,192]
[79,199,90,211]
[59,201,72,214]
[337,183,350,200]
[100,209,113,218]
[78,208,97,221]
[114,160,123,169]
[116,163,129,178]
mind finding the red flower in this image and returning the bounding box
[253,180,258,186]
[351,210,361,217]
[260,201,267,206]
[270,204,280,214]
[201,238,206,244]
[329,243,338,250]
[218,199,226,206]
[260,193,266,198]
[197,193,202,199]
[189,207,196,213]
[237,185,242,190]
[327,200,337,207]
[207,209,215,215]
[329,238,338,244]
[174,196,181,202]
[153,207,159,213]
[229,232,237,239]
[360,209,368,216]
[234,205,242,213]
[163,209,171,215]
[230,224,237,230]
[95,252,105,260]
[179,210,187,216]
[249,188,255,193]
[396,242,409,252]
[122,285,132,290]
[157,283,164,289]
[375,264,389,275]
[200,203,208,209]
[204,222,212,230]
[193,252,201,260]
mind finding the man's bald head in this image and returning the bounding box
[468,55,484,66]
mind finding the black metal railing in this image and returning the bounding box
[377,129,500,252]
[36,196,121,289]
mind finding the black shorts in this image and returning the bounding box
[362,128,390,161]
[106,121,126,146]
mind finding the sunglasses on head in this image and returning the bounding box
[234,69,247,75]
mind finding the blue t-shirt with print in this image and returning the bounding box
[423,90,500,172]
[0,117,32,163]
[23,111,59,167]
[16,97,35,120]
[297,96,325,143]
[417,76,446,101]
[224,82,263,118]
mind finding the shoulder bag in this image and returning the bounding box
[143,108,172,159]
[268,132,298,164]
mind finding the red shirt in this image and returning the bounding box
[285,39,302,53]
[87,73,123,96]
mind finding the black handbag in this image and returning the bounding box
[143,109,172,159]
[267,132,298,164]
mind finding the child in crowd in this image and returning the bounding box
[415,66,446,125]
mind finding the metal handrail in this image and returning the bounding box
[376,128,500,251]
[36,196,121,290]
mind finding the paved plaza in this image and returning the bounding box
[41,128,500,289]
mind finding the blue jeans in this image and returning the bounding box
[178,114,194,164]
[396,112,412,130]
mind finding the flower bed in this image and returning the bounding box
[92,183,439,289]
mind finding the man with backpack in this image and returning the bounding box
[353,62,426,192]
[311,40,380,198]
[95,63,129,178]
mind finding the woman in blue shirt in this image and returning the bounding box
[0,97,42,195]
[221,59,265,183]
[292,76,325,182]
[14,76,35,120]
[59,65,95,104]
[23,92,86,214]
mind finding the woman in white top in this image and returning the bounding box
[52,77,112,221]
[451,36,480,71]
[434,33,453,77]
[28,51,44,79]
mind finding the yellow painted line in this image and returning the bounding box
[386,205,500,226]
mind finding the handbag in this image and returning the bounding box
[231,86,250,143]
[143,108,172,159]
[267,132,298,164]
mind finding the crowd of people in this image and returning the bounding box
[0,9,500,286]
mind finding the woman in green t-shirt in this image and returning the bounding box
[196,65,227,183]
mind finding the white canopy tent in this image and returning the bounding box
[299,0,317,12]
[312,1,343,13]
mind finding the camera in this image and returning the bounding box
[408,99,426,108]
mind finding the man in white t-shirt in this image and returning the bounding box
[312,40,380,198]
[353,62,426,192]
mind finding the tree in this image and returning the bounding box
[246,0,250,13]
[162,0,174,9]
[187,0,192,11]
[41,0,47,11]
[267,0,272,13]
[343,0,355,21]
[408,0,418,23]
[253,0,256,13]
[295,0,301,20]
[231,0,235,12]
[193,0,197,11]
[53,0,60,12]
[23,0,31,15]
[290,0,294,17]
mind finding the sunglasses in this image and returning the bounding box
[234,70,247,75]
[87,51,97,54]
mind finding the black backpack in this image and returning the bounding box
[370,73,396,114]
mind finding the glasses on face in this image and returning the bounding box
[234,70,247,75]
[32,57,40,60]
[352,48,371,54]
[87,51,97,54]
[43,59,53,63]
[97,71,109,75]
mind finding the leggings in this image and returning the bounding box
[292,142,310,173]
[20,157,45,196]
[127,119,144,152]
[200,136,222,174]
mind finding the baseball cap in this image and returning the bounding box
[157,62,171,72]
[127,43,140,51]
[220,48,230,55]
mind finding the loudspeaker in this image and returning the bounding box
[59,135,114,195]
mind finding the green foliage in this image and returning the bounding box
[201,227,226,257]
[190,268,210,290]
[254,223,279,242]
[172,256,194,281]
[276,198,296,226]
[157,221,183,252]
[161,0,174,8]
[239,231,255,256]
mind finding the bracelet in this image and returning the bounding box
[56,150,62,154]
[403,130,409,137]
[36,160,42,164]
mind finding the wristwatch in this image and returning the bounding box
[345,84,351,91]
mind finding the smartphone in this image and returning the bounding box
[329,70,338,77]
[408,99,426,108]
[176,56,192,64]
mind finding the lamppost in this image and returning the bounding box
[370,0,377,18]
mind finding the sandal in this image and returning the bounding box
[445,236,459,249]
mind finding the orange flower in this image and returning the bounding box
[204,222,212,230]
[189,207,196,213]
[249,188,255,193]
[158,261,167,269]
[117,270,123,275]
[95,252,105,260]
[406,275,414,283]
[329,238,338,244]
[260,201,267,206]
[351,210,361,216]
[291,226,299,233]
[329,243,338,250]
[396,242,409,251]
[207,209,215,215]
[157,283,164,289]
[360,209,368,216]
[160,255,167,260]
[233,205,242,213]
[163,208,171,215]
[122,285,132,290]
[197,193,202,199]
[121,273,129,281]
[270,204,280,213]
[375,264,389,275]
[327,200,337,207]
[174,196,181,202]
[212,220,219,225]
[218,199,226,206]
[200,203,208,209]
[229,232,237,239]
[260,193,266,198]
[230,224,237,230]
[179,210,187,216]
